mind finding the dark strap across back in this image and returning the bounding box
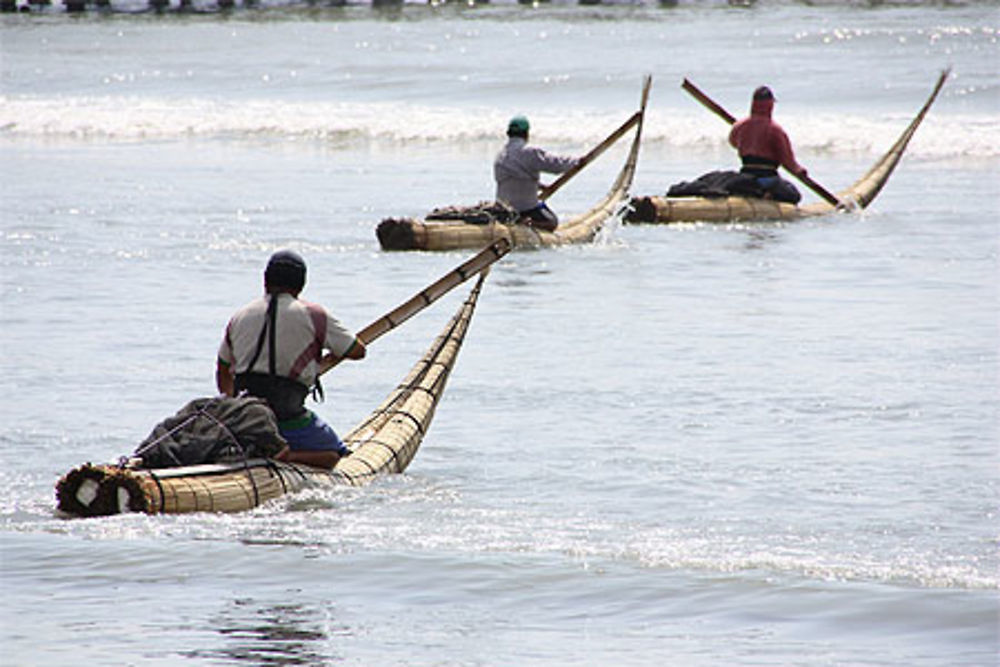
[235,294,308,422]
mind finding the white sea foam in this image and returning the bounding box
[3,94,997,160]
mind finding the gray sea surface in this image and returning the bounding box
[2,3,998,665]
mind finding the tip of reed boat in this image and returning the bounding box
[377,217,419,251]
[56,464,112,517]
[624,196,658,223]
[56,463,149,518]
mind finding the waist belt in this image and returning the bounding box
[236,372,309,422]
[740,155,779,177]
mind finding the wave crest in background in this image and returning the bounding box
[2,94,997,160]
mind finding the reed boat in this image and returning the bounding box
[376,77,651,252]
[626,70,948,225]
[56,243,508,518]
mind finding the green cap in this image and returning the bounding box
[507,115,530,136]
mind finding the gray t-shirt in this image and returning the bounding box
[219,293,357,387]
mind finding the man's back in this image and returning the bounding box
[494,137,576,212]
[728,89,804,176]
[221,293,353,389]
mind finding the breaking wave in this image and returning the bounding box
[2,94,997,160]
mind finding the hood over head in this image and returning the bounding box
[750,86,775,117]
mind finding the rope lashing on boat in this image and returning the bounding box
[282,460,311,483]
[126,395,266,508]
[370,358,457,432]
[198,406,262,509]
[370,280,475,438]
[146,468,167,514]
[408,385,441,401]
[345,452,381,478]
[388,408,426,434]
[348,437,399,459]
[359,308,467,438]
[338,269,485,481]
[264,459,288,495]
[129,408,206,463]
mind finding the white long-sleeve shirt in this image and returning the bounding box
[493,137,578,212]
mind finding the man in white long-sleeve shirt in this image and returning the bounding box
[493,116,580,232]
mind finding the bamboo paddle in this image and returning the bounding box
[318,238,511,376]
[538,112,640,201]
[681,78,844,209]
[539,74,653,201]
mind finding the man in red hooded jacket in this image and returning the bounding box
[729,86,806,204]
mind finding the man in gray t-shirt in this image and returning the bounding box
[216,250,366,469]
[493,116,580,232]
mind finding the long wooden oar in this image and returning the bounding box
[538,112,640,201]
[318,238,511,376]
[681,78,844,208]
[539,74,653,201]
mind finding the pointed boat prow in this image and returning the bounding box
[377,75,652,251]
[627,70,949,224]
[56,269,497,517]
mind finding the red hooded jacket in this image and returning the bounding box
[728,96,806,178]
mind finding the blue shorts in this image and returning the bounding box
[278,411,349,455]
[754,176,801,205]
[520,202,559,230]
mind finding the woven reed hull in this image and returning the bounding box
[626,195,804,224]
[625,70,947,225]
[377,190,628,251]
[56,274,485,518]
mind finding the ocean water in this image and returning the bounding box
[2,2,998,665]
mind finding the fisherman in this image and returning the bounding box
[494,115,581,232]
[728,86,807,205]
[216,250,366,469]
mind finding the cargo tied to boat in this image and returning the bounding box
[56,241,510,518]
[376,75,652,251]
[625,69,949,225]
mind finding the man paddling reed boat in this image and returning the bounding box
[56,241,512,517]
[215,240,510,469]
[675,79,844,209]
[493,115,583,231]
[729,85,808,205]
[216,251,366,470]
